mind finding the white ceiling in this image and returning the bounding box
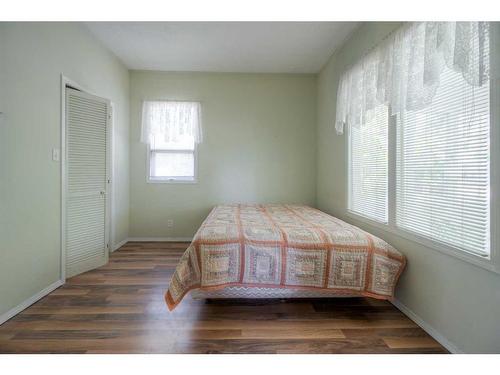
[85,22,360,73]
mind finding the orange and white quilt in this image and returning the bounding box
[165,204,406,310]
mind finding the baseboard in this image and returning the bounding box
[0,279,64,326]
[391,298,463,354]
[112,238,129,251]
[127,237,192,242]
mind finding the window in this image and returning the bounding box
[396,60,490,257]
[148,133,196,182]
[348,104,389,223]
[141,101,201,183]
[338,22,495,264]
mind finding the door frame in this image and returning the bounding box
[60,74,113,282]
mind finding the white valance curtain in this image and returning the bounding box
[141,101,202,144]
[335,22,490,134]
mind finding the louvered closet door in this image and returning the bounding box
[66,88,110,278]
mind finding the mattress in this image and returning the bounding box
[165,204,406,310]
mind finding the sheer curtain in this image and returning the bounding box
[141,101,202,144]
[335,22,490,134]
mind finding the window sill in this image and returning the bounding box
[147,177,198,184]
[345,210,500,275]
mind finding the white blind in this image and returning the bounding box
[396,37,490,256]
[349,104,389,223]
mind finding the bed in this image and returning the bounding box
[165,204,406,310]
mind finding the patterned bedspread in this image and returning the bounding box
[165,204,406,310]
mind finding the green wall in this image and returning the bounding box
[0,23,130,317]
[129,71,317,238]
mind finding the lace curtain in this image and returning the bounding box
[335,22,490,134]
[141,101,202,144]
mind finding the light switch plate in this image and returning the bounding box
[52,148,60,162]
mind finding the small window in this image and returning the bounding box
[141,101,201,183]
[148,134,196,182]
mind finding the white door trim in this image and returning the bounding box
[60,74,113,282]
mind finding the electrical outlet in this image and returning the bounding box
[167,219,174,228]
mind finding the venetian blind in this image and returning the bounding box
[349,104,389,223]
[396,34,490,256]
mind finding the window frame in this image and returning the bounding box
[146,143,198,184]
[345,25,500,273]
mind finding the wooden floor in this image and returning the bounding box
[0,242,447,354]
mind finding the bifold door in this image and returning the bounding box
[65,88,111,278]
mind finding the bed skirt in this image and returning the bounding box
[191,286,357,299]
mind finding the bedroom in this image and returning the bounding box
[1,0,499,368]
